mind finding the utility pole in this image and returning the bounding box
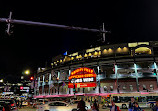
[0,12,109,42]
[102,23,106,42]
[6,12,13,35]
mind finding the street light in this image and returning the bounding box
[24,70,30,75]
[0,79,3,83]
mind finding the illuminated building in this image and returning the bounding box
[34,41,158,100]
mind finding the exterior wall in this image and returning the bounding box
[34,41,158,98]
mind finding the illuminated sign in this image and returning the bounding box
[68,67,97,88]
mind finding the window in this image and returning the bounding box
[104,86,107,91]
[110,86,113,91]
[129,85,133,91]
[88,87,90,91]
[143,85,147,90]
[78,88,80,92]
[150,85,154,90]
[123,86,126,90]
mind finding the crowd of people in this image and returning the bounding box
[76,97,158,111]
[13,97,25,108]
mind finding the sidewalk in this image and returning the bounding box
[18,106,36,111]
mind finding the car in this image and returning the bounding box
[36,100,90,111]
[33,101,45,108]
[0,99,18,111]
[0,102,6,111]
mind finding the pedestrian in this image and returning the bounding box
[133,102,142,111]
[152,100,158,111]
[20,98,23,108]
[17,98,19,108]
[128,97,136,111]
[92,100,99,111]
[110,101,121,111]
[77,99,87,111]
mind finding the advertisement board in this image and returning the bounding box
[68,67,97,88]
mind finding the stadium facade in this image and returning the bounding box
[33,41,158,100]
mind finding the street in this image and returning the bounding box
[18,106,152,111]
[18,106,36,111]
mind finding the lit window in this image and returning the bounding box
[104,86,107,91]
[78,88,80,92]
[129,85,133,91]
[143,85,147,90]
[88,53,92,57]
[123,86,126,90]
[116,47,122,53]
[110,86,113,91]
[108,49,113,54]
[94,51,98,57]
[84,54,88,58]
[103,49,108,54]
[150,85,154,90]
[88,87,90,91]
[135,47,151,55]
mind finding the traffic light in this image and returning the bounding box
[20,86,23,90]
[30,76,34,80]
[73,84,76,95]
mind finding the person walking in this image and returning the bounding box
[128,97,136,111]
[133,102,142,111]
[16,98,19,108]
[20,98,23,108]
[92,100,99,111]
[152,100,158,111]
[77,99,87,111]
[110,101,121,111]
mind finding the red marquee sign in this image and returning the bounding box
[68,67,97,88]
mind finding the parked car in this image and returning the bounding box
[36,101,90,111]
[0,102,6,111]
[0,99,18,111]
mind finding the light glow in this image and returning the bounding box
[25,70,30,75]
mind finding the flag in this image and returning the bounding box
[63,51,67,56]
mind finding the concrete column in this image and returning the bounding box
[49,73,51,95]
[97,65,101,93]
[69,68,71,94]
[42,75,45,95]
[154,62,158,87]
[57,71,60,94]
[115,64,119,93]
[38,77,40,95]
[134,63,139,92]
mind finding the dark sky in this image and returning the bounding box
[0,0,158,83]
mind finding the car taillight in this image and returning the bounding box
[11,103,14,106]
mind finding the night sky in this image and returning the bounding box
[0,0,158,83]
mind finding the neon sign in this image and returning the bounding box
[68,67,97,88]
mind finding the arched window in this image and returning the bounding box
[135,47,151,55]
